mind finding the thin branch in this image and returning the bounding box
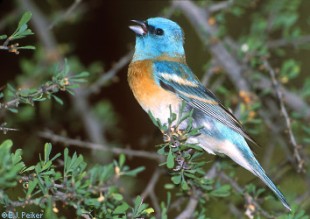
[173,163,217,219]
[208,0,234,13]
[38,130,162,161]
[219,171,274,219]
[0,123,18,134]
[175,196,198,219]
[84,51,133,96]
[263,60,304,172]
[268,35,310,49]
[141,168,162,199]
[140,168,162,217]
[0,84,59,111]
[49,0,83,30]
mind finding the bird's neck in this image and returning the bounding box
[132,53,186,64]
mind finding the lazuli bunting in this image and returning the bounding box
[128,17,290,211]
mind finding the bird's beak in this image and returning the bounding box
[129,20,147,36]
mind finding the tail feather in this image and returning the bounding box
[251,161,291,211]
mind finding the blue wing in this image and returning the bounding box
[153,60,256,144]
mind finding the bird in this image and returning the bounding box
[128,17,290,211]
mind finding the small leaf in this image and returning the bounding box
[210,184,231,197]
[181,180,189,190]
[119,154,126,168]
[171,175,181,184]
[113,202,129,214]
[166,148,174,169]
[18,12,32,29]
[122,166,145,176]
[164,183,175,189]
[52,95,63,105]
[142,208,155,215]
[44,143,52,161]
[0,35,7,40]
[134,195,142,210]
[112,193,123,201]
[17,45,36,50]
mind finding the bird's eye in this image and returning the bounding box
[155,28,164,36]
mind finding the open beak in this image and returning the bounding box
[129,20,147,36]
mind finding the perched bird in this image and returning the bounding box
[128,17,290,211]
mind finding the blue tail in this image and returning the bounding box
[250,158,291,211]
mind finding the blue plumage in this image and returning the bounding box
[128,17,291,211]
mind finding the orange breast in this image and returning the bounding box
[128,60,181,116]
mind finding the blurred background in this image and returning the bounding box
[0,0,309,218]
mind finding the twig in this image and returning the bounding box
[173,163,218,219]
[0,84,59,111]
[175,196,198,219]
[49,0,83,30]
[263,60,304,172]
[141,168,162,199]
[208,0,234,13]
[38,130,162,161]
[268,35,310,49]
[140,168,162,217]
[219,171,274,219]
[0,123,18,133]
[84,51,133,96]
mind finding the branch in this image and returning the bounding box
[141,168,162,199]
[0,83,59,111]
[263,60,304,172]
[140,168,162,216]
[0,123,18,134]
[268,35,310,49]
[208,0,234,13]
[84,51,133,96]
[219,172,274,219]
[174,163,218,219]
[38,130,162,161]
[48,0,83,30]
[175,196,198,219]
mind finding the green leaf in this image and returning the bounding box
[142,207,155,215]
[17,45,36,50]
[210,184,231,197]
[119,154,126,168]
[134,195,142,210]
[0,35,7,40]
[181,180,189,190]
[0,139,13,148]
[18,12,32,30]
[122,166,145,176]
[44,143,52,161]
[52,95,64,105]
[171,175,181,184]
[112,193,123,201]
[166,148,174,169]
[164,183,175,189]
[26,178,38,197]
[113,202,129,215]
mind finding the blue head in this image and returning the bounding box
[129,17,185,61]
